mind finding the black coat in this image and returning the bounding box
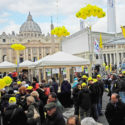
[36,88,48,106]
[44,110,65,125]
[3,104,27,125]
[105,101,125,125]
[77,87,91,110]
[98,80,104,97]
[72,87,81,104]
[118,77,125,92]
[108,80,119,97]
[88,83,98,104]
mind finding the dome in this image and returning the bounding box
[19,12,41,33]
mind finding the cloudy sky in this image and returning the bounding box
[0,0,125,35]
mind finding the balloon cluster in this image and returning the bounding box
[51,26,70,37]
[0,76,12,90]
[76,4,106,20]
[11,44,26,51]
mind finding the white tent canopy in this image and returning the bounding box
[19,60,35,67]
[0,61,16,68]
[35,51,90,66]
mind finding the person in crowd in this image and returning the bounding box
[36,84,48,106]
[51,77,58,94]
[67,115,81,125]
[77,82,91,120]
[47,92,64,113]
[108,74,119,97]
[31,91,45,125]
[88,77,98,121]
[44,102,65,125]
[32,77,39,91]
[26,86,33,95]
[3,97,27,125]
[72,83,81,115]
[96,75,104,116]
[25,96,41,125]
[61,79,72,108]
[105,93,125,125]
[81,117,103,125]
[118,71,125,103]
[81,75,88,83]
[72,77,78,88]
[16,86,27,110]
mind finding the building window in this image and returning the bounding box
[33,57,37,62]
[3,55,7,61]
[96,54,99,59]
[33,48,37,54]
[20,57,24,63]
[3,39,6,42]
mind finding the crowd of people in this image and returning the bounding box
[1,71,125,125]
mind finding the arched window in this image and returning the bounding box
[3,55,7,61]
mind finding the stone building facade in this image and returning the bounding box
[62,27,123,67]
[0,13,59,63]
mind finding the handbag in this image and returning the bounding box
[33,108,40,119]
[27,107,40,125]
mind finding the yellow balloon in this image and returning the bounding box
[0,79,6,90]
[3,76,12,87]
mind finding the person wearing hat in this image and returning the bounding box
[81,75,88,83]
[3,97,27,125]
[77,82,91,120]
[88,77,98,121]
[44,102,65,125]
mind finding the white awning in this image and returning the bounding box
[0,61,16,68]
[19,60,35,67]
[35,51,90,67]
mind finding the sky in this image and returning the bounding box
[0,0,125,35]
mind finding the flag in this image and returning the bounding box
[110,64,112,72]
[94,40,99,54]
[121,26,125,38]
[99,34,103,49]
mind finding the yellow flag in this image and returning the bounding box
[99,34,103,49]
[81,66,84,71]
[110,64,112,72]
[121,26,125,38]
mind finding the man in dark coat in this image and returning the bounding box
[97,75,104,115]
[105,93,125,125]
[72,83,81,115]
[77,84,91,120]
[88,77,98,121]
[44,102,65,125]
